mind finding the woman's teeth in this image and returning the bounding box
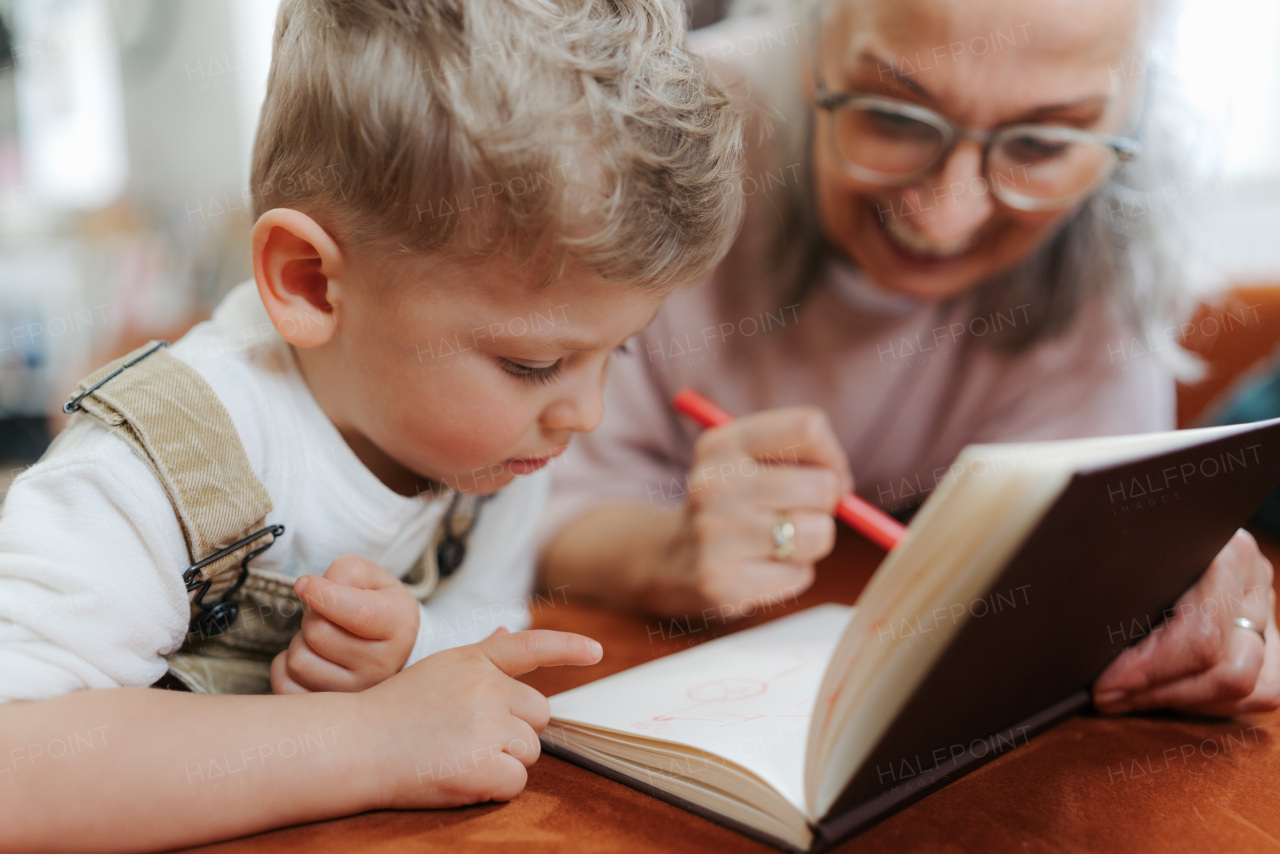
[883,215,976,259]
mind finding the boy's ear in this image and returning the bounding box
[251,208,346,348]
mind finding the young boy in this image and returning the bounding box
[0,0,743,849]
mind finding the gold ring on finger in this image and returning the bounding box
[771,511,797,561]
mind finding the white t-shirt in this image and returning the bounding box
[0,281,547,702]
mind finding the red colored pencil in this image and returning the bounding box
[673,388,907,551]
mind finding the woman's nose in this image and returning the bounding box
[897,142,996,246]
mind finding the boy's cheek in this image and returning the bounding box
[400,425,527,490]
[383,365,535,476]
[428,409,524,459]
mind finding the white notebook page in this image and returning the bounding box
[549,604,854,811]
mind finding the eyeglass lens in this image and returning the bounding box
[831,103,1120,205]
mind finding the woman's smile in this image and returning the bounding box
[877,206,984,263]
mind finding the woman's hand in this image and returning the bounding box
[1093,529,1280,715]
[666,407,853,618]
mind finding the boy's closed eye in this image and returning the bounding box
[501,359,561,385]
[500,343,632,386]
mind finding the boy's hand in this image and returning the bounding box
[271,556,421,694]
[361,629,603,808]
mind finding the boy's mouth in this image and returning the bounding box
[505,446,568,475]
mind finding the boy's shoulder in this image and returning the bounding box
[24,282,286,489]
[27,281,307,509]
[167,280,300,475]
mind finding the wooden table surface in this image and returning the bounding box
[176,531,1280,853]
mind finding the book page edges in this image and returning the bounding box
[541,727,814,851]
[805,450,1074,815]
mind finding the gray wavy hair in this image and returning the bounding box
[718,0,1207,376]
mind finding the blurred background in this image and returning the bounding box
[0,0,1278,493]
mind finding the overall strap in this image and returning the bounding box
[65,340,281,636]
[64,340,490,694]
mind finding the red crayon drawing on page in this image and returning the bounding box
[630,654,814,736]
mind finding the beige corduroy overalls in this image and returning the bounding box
[64,339,476,694]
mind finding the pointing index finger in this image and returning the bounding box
[480,630,604,677]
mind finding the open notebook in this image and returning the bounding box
[543,418,1280,852]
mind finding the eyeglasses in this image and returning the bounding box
[811,58,1142,212]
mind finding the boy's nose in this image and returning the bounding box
[541,373,605,434]
[896,143,996,249]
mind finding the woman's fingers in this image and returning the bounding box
[686,506,832,610]
[692,408,853,499]
[733,407,852,489]
[1103,624,1266,714]
[678,406,854,616]
[1095,530,1278,715]
[690,463,843,514]
[694,505,835,564]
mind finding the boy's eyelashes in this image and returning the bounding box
[500,344,632,386]
[501,359,562,386]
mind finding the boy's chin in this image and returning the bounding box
[437,469,519,496]
[461,480,513,496]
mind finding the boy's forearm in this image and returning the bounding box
[539,503,701,615]
[0,686,375,854]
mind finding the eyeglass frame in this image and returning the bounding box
[809,22,1143,211]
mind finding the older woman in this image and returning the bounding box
[539,0,1279,716]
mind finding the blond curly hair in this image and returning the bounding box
[251,0,744,291]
